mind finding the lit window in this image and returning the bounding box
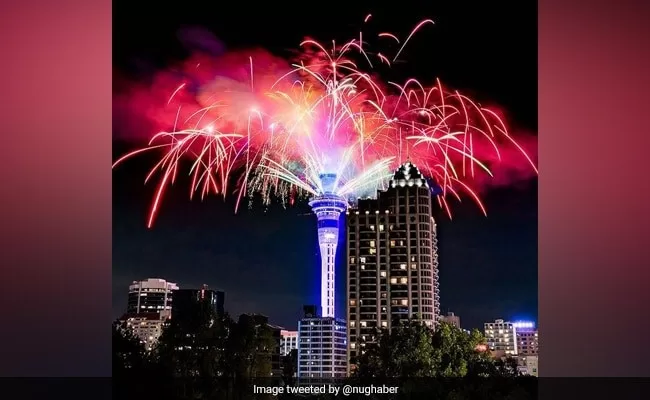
[360,257,366,263]
[379,225,385,231]
[370,240,375,247]
[360,321,367,327]
[349,300,357,306]
[381,321,387,327]
[390,240,396,247]
[350,257,356,263]
[380,271,386,277]
[400,263,407,270]
[390,278,397,284]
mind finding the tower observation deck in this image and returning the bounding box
[308,173,348,318]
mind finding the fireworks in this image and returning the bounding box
[113,16,537,228]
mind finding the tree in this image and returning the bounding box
[354,319,437,378]
[352,320,535,399]
[494,356,521,378]
[229,315,277,379]
[282,349,298,383]
[431,322,494,377]
[154,302,233,380]
[151,304,236,399]
[112,320,148,377]
[354,320,504,379]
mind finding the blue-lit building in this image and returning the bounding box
[297,305,347,378]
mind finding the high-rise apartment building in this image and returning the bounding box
[297,305,347,379]
[172,284,225,319]
[127,278,178,314]
[280,330,299,356]
[484,319,537,356]
[346,162,441,366]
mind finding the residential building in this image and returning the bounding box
[347,162,441,369]
[120,310,171,351]
[516,324,539,356]
[127,278,178,314]
[280,330,299,356]
[484,319,537,357]
[484,319,517,355]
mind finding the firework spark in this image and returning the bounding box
[113,18,537,228]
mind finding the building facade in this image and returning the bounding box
[484,319,517,355]
[516,324,539,356]
[280,330,299,356]
[517,355,538,376]
[297,306,347,378]
[346,162,440,367]
[127,278,178,314]
[484,319,537,356]
[441,312,461,329]
[172,284,225,319]
[120,310,171,351]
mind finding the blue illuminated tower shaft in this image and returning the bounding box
[308,174,347,318]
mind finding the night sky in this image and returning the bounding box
[113,0,537,330]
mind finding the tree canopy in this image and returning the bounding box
[114,312,535,399]
[354,320,521,379]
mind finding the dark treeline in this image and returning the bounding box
[113,304,536,400]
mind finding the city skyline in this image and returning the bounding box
[112,177,537,331]
[112,0,537,331]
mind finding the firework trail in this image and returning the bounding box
[113,16,538,228]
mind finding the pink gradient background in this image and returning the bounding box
[0,0,648,377]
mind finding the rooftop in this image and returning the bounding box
[389,161,430,189]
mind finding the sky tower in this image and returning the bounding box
[308,173,348,318]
